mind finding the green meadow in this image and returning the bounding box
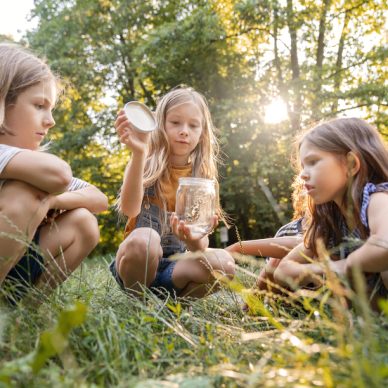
[1,258,387,387]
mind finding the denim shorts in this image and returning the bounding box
[2,228,44,304]
[110,195,186,297]
[109,257,182,296]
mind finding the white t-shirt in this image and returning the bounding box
[0,144,89,191]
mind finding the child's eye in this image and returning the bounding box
[35,104,44,110]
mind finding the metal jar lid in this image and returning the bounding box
[124,101,157,133]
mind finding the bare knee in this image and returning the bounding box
[117,229,161,271]
[220,250,236,279]
[70,208,100,249]
[208,249,236,280]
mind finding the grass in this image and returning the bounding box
[0,256,387,387]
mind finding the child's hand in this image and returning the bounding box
[41,195,64,224]
[329,259,346,276]
[42,208,63,225]
[255,258,282,291]
[170,213,199,242]
[115,110,150,154]
[170,213,218,243]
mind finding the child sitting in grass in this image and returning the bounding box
[110,87,235,298]
[0,43,108,304]
[273,118,388,308]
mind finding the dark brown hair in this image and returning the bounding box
[296,117,388,256]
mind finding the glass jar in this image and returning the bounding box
[175,177,216,238]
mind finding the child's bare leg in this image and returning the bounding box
[0,181,51,283]
[36,208,100,291]
[115,227,162,293]
[172,249,235,298]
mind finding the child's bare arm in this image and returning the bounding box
[1,150,72,193]
[119,153,147,217]
[226,236,302,258]
[116,110,150,218]
[51,185,108,214]
[346,192,388,274]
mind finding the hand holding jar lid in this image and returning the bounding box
[124,101,157,133]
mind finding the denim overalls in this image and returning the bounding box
[110,185,187,296]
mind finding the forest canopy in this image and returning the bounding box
[8,0,386,253]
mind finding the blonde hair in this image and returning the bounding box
[0,43,59,132]
[147,87,226,224]
[145,87,219,182]
[119,87,227,227]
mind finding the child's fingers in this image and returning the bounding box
[116,118,131,134]
[116,124,129,140]
[178,220,189,240]
[114,111,127,128]
[183,224,192,239]
[170,212,177,226]
[115,115,139,136]
[170,213,180,235]
[171,217,191,242]
[119,133,130,144]
[117,124,132,138]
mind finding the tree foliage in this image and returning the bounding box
[19,0,387,252]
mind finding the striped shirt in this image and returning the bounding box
[275,217,304,237]
[0,144,89,191]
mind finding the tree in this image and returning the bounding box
[24,0,387,250]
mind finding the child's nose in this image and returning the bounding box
[44,114,55,128]
[300,169,309,181]
[179,124,189,135]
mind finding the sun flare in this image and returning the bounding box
[264,97,289,124]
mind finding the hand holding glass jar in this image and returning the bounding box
[174,177,217,239]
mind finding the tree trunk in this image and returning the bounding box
[118,35,135,101]
[316,0,331,71]
[312,0,331,119]
[273,0,292,118]
[286,0,301,131]
[331,11,350,114]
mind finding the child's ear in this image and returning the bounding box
[346,151,361,176]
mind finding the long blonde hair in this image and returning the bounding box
[144,87,224,213]
[0,43,59,134]
[144,87,219,184]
